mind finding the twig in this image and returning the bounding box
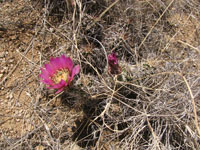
[147,117,161,150]
[178,40,200,54]
[138,0,174,50]
[8,125,44,150]
[181,74,200,140]
[0,37,34,86]
[86,0,120,30]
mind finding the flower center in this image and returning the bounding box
[51,69,69,84]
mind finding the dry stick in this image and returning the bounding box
[16,49,39,67]
[99,76,117,118]
[178,40,200,54]
[158,71,200,140]
[119,68,200,140]
[87,36,109,67]
[161,12,192,53]
[86,0,120,30]
[89,77,118,149]
[181,74,200,139]
[80,54,112,92]
[8,125,44,150]
[119,70,200,139]
[120,71,200,91]
[45,91,64,107]
[114,96,144,114]
[138,0,174,50]
[0,37,34,86]
[147,118,161,150]
[36,111,55,145]
[74,0,83,74]
[172,111,199,149]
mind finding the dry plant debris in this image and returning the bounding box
[1,0,200,149]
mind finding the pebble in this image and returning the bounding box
[7,101,12,107]
[8,59,14,63]
[49,28,54,32]
[1,58,6,63]
[19,109,23,114]
[0,73,3,78]
[9,93,13,99]
[26,113,31,118]
[3,66,8,70]
[16,118,20,122]
[0,52,5,58]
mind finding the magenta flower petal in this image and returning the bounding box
[50,57,60,70]
[108,52,121,75]
[55,87,65,94]
[54,79,66,88]
[40,68,49,77]
[67,65,80,84]
[108,52,118,65]
[45,64,54,75]
[41,79,54,86]
[67,76,72,85]
[39,55,80,93]
[61,55,73,71]
[39,72,49,80]
[58,55,67,69]
[72,65,80,77]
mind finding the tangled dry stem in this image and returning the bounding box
[1,0,200,150]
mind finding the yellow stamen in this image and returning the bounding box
[51,69,69,84]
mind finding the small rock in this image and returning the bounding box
[0,52,5,58]
[49,28,54,32]
[16,103,22,107]
[2,58,6,63]
[16,118,21,122]
[19,109,23,114]
[0,73,3,78]
[26,113,31,118]
[7,101,12,107]
[3,66,8,70]
[8,59,14,63]
[9,93,13,99]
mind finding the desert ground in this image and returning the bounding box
[1,0,200,149]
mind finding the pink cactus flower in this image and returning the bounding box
[39,55,80,93]
[108,52,121,75]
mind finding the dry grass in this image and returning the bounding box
[1,0,200,149]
